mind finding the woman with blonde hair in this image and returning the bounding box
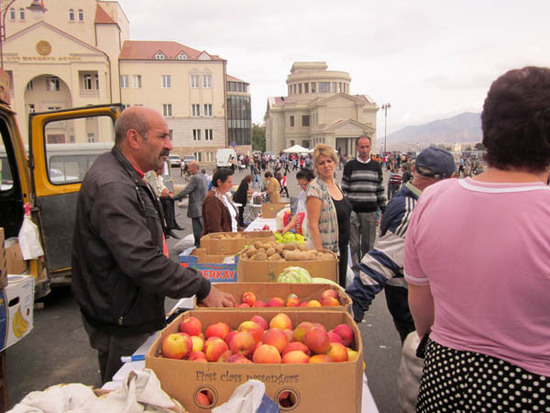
[306,144,352,288]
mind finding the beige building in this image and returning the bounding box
[265,62,378,157]
[3,0,245,162]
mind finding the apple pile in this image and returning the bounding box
[236,289,342,308]
[161,313,358,364]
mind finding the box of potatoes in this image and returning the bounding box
[236,240,338,283]
[200,231,275,255]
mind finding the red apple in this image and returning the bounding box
[333,324,354,347]
[328,330,344,344]
[282,350,310,364]
[224,330,238,347]
[253,344,282,363]
[238,321,264,343]
[241,291,257,306]
[292,321,313,343]
[179,316,202,336]
[282,341,311,356]
[253,300,267,308]
[326,343,348,362]
[229,331,256,357]
[197,391,211,406]
[250,315,268,331]
[320,296,340,307]
[320,289,339,301]
[267,297,285,307]
[269,313,292,330]
[204,337,229,362]
[191,335,204,352]
[188,350,207,361]
[306,299,322,307]
[236,303,251,308]
[177,332,193,358]
[347,348,359,362]
[161,333,189,359]
[303,325,331,354]
[205,322,230,340]
[262,328,289,354]
[309,354,333,363]
[217,349,233,362]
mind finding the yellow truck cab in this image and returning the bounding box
[0,69,121,297]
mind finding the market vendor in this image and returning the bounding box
[202,167,240,235]
[279,168,314,235]
[72,106,235,385]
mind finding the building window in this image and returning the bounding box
[78,9,84,21]
[319,82,330,93]
[190,75,199,88]
[47,106,61,112]
[162,104,172,117]
[302,115,310,127]
[292,84,296,95]
[191,104,200,117]
[82,74,98,90]
[132,75,142,88]
[176,52,188,60]
[68,9,75,21]
[161,75,171,88]
[193,129,201,141]
[302,140,310,148]
[203,75,212,88]
[298,84,302,94]
[120,75,129,88]
[88,133,95,143]
[332,82,337,93]
[289,116,295,127]
[205,152,214,162]
[290,140,295,146]
[311,82,316,93]
[46,77,60,91]
[205,129,213,141]
[194,152,202,162]
[9,8,16,20]
[19,8,25,20]
[154,52,166,60]
[304,83,309,93]
[204,104,212,117]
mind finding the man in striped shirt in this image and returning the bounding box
[345,147,455,342]
[341,136,386,275]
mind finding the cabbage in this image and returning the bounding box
[277,266,312,283]
[311,277,344,291]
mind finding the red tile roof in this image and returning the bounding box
[227,74,248,84]
[119,40,224,61]
[95,5,117,25]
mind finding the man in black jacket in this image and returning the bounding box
[72,106,235,384]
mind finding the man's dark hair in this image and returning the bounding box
[114,109,149,145]
[355,135,372,146]
[296,168,315,182]
[212,168,233,187]
[264,171,273,178]
[482,66,550,172]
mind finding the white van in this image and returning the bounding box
[216,148,237,168]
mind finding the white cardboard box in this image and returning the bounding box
[0,274,35,350]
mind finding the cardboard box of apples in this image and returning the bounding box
[194,282,352,312]
[145,309,363,413]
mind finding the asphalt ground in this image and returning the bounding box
[6,164,402,412]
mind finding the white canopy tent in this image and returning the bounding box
[282,144,313,154]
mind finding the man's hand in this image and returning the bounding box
[199,285,236,307]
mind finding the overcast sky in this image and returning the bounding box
[117,0,550,137]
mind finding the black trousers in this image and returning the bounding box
[160,196,179,229]
[192,217,202,248]
[384,284,415,343]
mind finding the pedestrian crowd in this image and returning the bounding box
[69,66,549,412]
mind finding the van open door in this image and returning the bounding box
[28,105,120,286]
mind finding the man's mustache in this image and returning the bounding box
[160,149,170,157]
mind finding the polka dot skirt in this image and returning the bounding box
[416,340,550,412]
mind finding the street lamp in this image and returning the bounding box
[381,103,391,155]
[1,0,46,68]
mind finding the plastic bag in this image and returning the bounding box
[212,380,279,413]
[18,204,44,260]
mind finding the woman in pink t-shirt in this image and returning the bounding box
[405,67,550,412]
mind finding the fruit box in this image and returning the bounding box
[0,228,7,289]
[261,202,288,218]
[178,248,238,283]
[194,282,352,312]
[145,309,363,413]
[0,275,34,351]
[237,250,339,283]
[200,231,275,255]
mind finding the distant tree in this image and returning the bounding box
[474,142,485,150]
[252,123,266,152]
[465,145,473,151]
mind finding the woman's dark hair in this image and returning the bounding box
[264,171,273,178]
[212,168,233,187]
[243,174,253,183]
[296,168,315,182]
[482,66,550,172]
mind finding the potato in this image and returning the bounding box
[246,247,257,258]
[266,247,276,256]
[253,241,263,249]
[268,254,281,261]
[240,253,248,260]
[282,243,296,251]
[253,252,268,261]
[284,250,308,261]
